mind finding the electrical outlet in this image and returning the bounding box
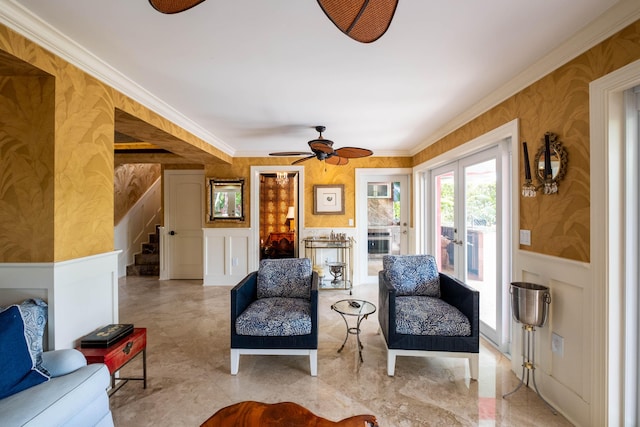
[520,229,531,246]
[552,332,564,356]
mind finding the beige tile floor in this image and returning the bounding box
[110,276,573,426]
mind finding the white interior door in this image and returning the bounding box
[165,170,204,279]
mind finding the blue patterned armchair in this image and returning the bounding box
[378,255,479,379]
[231,258,319,376]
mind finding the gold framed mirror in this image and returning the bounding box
[207,178,244,221]
[534,132,568,185]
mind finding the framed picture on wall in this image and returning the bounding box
[313,184,344,215]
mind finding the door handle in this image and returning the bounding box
[452,239,463,246]
[169,230,176,235]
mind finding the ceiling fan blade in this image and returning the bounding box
[317,0,399,43]
[325,156,349,166]
[269,152,313,157]
[292,155,316,165]
[309,141,335,154]
[334,147,373,158]
[148,0,206,14]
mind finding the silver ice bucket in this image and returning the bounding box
[510,282,550,327]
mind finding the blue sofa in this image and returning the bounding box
[0,348,113,427]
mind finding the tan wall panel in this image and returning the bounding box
[412,19,640,262]
[0,76,55,262]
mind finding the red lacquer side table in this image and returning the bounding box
[78,327,147,396]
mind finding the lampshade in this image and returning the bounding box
[286,206,295,220]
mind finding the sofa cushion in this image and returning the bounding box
[235,297,312,336]
[395,296,471,336]
[0,305,50,399]
[257,258,312,299]
[383,255,440,297]
[0,363,112,427]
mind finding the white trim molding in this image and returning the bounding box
[590,58,640,427]
[0,251,120,350]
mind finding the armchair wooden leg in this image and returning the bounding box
[309,350,318,376]
[230,349,240,375]
[469,354,479,380]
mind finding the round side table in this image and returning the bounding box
[331,299,376,362]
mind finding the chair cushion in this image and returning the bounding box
[257,258,312,299]
[395,296,471,336]
[235,297,312,336]
[0,305,50,399]
[383,254,440,297]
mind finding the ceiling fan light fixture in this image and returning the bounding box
[317,0,399,43]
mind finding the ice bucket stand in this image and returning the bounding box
[502,282,556,415]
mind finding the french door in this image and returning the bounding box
[431,146,506,344]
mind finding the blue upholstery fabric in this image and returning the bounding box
[379,267,479,354]
[257,258,312,299]
[383,254,440,297]
[396,296,471,336]
[235,297,312,336]
[0,306,50,399]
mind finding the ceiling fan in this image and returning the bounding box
[148,0,398,43]
[269,126,373,166]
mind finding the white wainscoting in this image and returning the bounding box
[203,228,253,286]
[511,250,592,426]
[114,178,161,277]
[0,251,119,350]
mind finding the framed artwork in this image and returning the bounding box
[313,184,344,215]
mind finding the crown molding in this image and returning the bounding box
[0,0,235,157]
[410,0,640,156]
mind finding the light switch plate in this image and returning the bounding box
[520,229,531,246]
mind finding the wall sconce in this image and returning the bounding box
[286,206,295,231]
[521,132,568,197]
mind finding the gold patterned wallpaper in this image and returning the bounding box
[0,23,226,262]
[259,175,295,243]
[204,156,412,230]
[114,164,161,225]
[413,19,640,262]
[1,18,639,264]
[0,75,55,262]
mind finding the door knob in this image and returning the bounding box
[169,230,176,235]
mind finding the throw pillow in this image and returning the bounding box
[17,299,48,373]
[257,258,312,299]
[383,254,441,297]
[0,305,50,399]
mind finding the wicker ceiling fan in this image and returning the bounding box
[269,126,373,166]
[148,0,398,43]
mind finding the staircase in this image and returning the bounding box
[126,225,160,276]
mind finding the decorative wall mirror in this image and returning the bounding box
[208,178,244,221]
[534,132,568,187]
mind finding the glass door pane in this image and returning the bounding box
[463,158,497,330]
[433,169,456,276]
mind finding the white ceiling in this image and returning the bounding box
[1,0,628,158]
